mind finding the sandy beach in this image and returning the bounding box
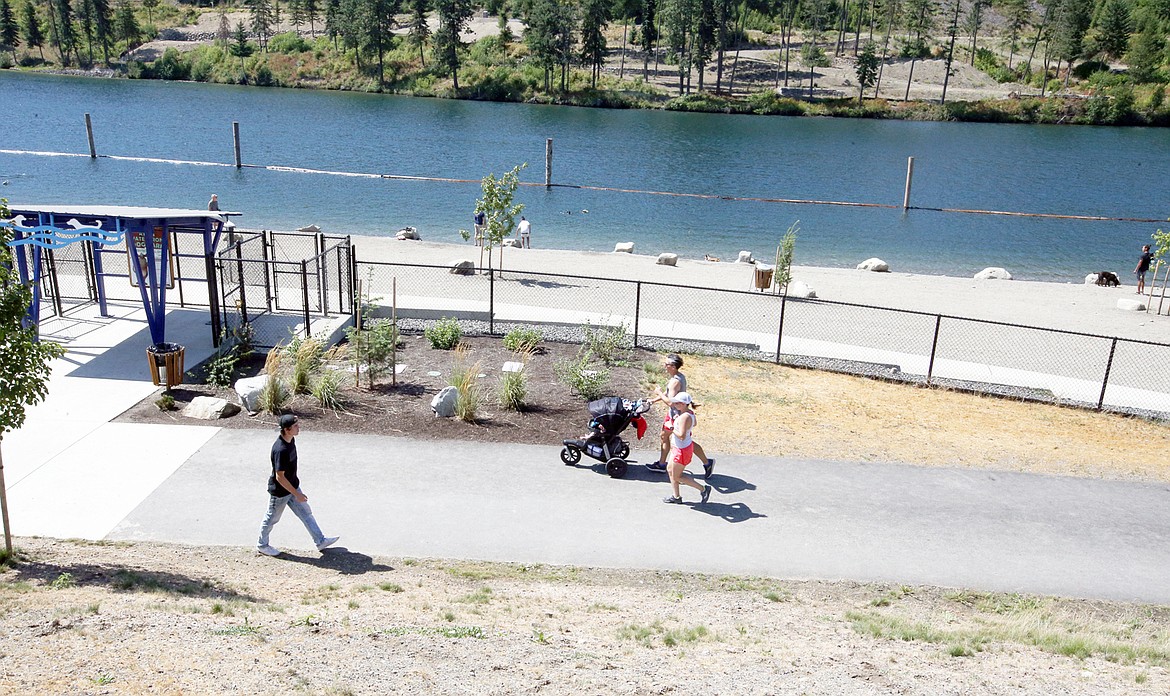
[347,235,1170,345]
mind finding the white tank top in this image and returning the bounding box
[670,411,695,449]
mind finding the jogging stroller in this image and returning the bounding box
[560,397,651,478]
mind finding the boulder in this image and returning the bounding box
[234,375,268,413]
[502,238,520,248]
[974,267,1012,280]
[297,224,322,233]
[449,259,475,275]
[1085,273,1099,285]
[431,385,458,417]
[786,280,817,299]
[396,226,420,240]
[737,250,755,264]
[856,258,889,272]
[656,253,678,266]
[182,396,241,420]
[1117,298,1147,311]
[614,242,634,253]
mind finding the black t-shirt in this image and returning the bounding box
[1139,252,1152,273]
[267,436,298,497]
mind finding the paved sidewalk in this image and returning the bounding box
[107,428,1170,605]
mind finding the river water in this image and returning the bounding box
[1,71,1167,281]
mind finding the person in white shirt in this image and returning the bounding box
[517,216,531,248]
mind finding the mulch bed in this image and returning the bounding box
[116,334,659,447]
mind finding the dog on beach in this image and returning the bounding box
[1096,271,1121,287]
[703,254,721,262]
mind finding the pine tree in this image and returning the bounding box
[1126,22,1165,83]
[526,0,560,91]
[1001,0,1030,70]
[249,0,274,51]
[76,0,94,66]
[407,0,428,66]
[21,0,43,61]
[55,0,77,66]
[639,0,657,79]
[432,0,473,89]
[230,20,252,66]
[0,0,20,62]
[854,39,879,103]
[1096,0,1131,60]
[302,0,317,35]
[579,0,609,87]
[114,0,138,45]
[91,0,110,64]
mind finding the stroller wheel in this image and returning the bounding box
[616,442,630,460]
[560,447,582,465]
[605,458,628,478]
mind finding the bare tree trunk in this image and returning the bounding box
[1,443,12,557]
[619,19,628,79]
[874,0,896,98]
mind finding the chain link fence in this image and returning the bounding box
[355,261,1170,419]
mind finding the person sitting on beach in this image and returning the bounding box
[661,392,711,505]
[648,354,714,479]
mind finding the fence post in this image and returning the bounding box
[1097,338,1118,410]
[926,314,942,385]
[488,268,495,335]
[235,242,248,323]
[774,294,787,364]
[261,234,273,312]
[301,260,311,338]
[85,113,96,158]
[633,281,642,348]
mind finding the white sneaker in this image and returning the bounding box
[257,545,280,557]
[316,536,340,551]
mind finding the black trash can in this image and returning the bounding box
[147,342,186,389]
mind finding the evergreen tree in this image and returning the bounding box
[54,0,77,66]
[432,0,473,89]
[0,0,20,61]
[323,0,340,48]
[249,0,274,51]
[941,0,961,103]
[639,0,657,79]
[1001,0,1030,69]
[216,5,231,46]
[91,0,110,64]
[1096,0,1131,60]
[901,0,936,101]
[303,0,317,35]
[854,38,879,102]
[21,0,44,61]
[230,19,252,66]
[662,0,697,94]
[580,0,609,87]
[289,0,304,31]
[407,0,428,65]
[1126,20,1165,82]
[1051,0,1092,73]
[114,0,138,46]
[526,0,560,90]
[362,0,401,86]
[75,0,94,65]
[141,0,156,24]
[693,0,716,91]
[963,0,989,65]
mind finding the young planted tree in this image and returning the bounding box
[461,163,527,278]
[855,39,880,102]
[0,201,67,556]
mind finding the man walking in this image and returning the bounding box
[257,415,339,556]
[517,216,531,248]
[1135,244,1153,294]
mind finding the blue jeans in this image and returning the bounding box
[257,490,325,548]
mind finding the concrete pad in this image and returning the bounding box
[8,422,220,539]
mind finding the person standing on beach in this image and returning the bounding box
[208,194,219,211]
[257,415,340,557]
[647,354,715,478]
[517,216,531,248]
[1135,244,1153,294]
[662,392,711,505]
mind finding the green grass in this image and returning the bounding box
[456,587,493,605]
[381,625,486,639]
[618,621,713,648]
[50,572,76,590]
[379,582,404,593]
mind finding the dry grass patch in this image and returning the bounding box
[685,355,1170,482]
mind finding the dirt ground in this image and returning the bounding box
[2,537,1168,695]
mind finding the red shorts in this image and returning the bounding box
[662,413,674,431]
[669,443,694,466]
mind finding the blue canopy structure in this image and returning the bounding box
[1,205,234,345]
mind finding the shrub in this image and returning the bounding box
[502,327,541,353]
[155,393,176,411]
[425,317,462,350]
[269,32,310,54]
[582,320,630,366]
[554,351,610,400]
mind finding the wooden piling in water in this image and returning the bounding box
[903,156,914,210]
[85,113,96,159]
[545,138,553,188]
[233,122,242,168]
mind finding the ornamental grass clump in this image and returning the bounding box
[451,343,483,422]
[286,334,326,395]
[257,347,291,414]
[499,348,531,411]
